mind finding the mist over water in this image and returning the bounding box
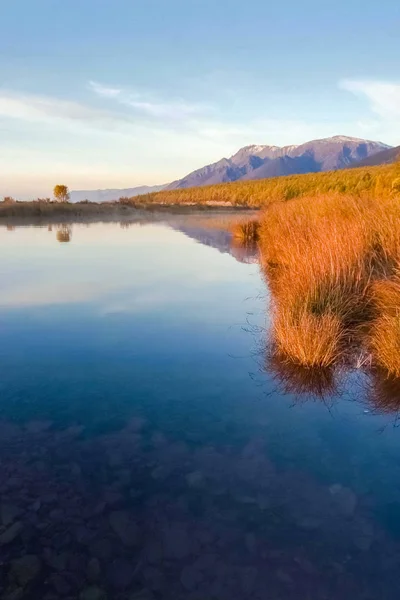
[0,218,400,600]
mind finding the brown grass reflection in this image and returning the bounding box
[367,369,400,415]
[56,226,72,243]
[267,349,339,399]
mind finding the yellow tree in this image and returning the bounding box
[53,185,70,203]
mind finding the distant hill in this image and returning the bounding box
[70,185,166,203]
[353,146,400,167]
[167,136,390,190]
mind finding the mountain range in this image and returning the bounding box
[166,136,390,190]
[70,136,393,201]
[352,145,400,168]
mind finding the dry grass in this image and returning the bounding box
[258,190,400,373]
[369,313,400,377]
[368,279,400,377]
[133,162,400,208]
[271,308,344,368]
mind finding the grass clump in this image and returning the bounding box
[368,279,400,377]
[272,308,343,368]
[258,190,400,373]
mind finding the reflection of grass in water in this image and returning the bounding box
[229,238,259,264]
[367,369,400,414]
[266,349,338,399]
[231,219,260,244]
[56,227,71,243]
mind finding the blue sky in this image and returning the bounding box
[1,0,399,197]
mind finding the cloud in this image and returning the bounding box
[88,80,212,120]
[340,79,400,119]
[0,90,133,131]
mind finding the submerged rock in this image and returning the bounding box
[180,565,203,590]
[126,416,147,431]
[2,588,24,600]
[329,484,358,517]
[143,567,165,591]
[239,566,258,595]
[1,504,21,527]
[162,523,191,560]
[87,557,101,582]
[107,558,135,589]
[80,586,107,600]
[25,420,52,433]
[129,589,154,600]
[0,521,23,545]
[49,573,72,595]
[109,510,139,547]
[10,555,41,586]
[186,471,204,488]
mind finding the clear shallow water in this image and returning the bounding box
[0,219,400,599]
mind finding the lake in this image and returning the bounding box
[0,217,399,600]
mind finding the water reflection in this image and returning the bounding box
[266,349,340,400]
[0,219,400,599]
[367,369,400,416]
[56,225,72,243]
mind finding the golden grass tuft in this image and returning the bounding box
[272,308,343,368]
[369,314,400,378]
[259,190,400,372]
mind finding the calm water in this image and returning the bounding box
[0,218,400,600]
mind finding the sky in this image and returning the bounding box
[0,0,399,198]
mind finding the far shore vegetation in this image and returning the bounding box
[1,161,399,218]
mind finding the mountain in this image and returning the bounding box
[167,136,391,190]
[70,185,166,203]
[352,145,400,167]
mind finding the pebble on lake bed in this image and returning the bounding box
[10,555,41,586]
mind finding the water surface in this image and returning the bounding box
[0,219,399,600]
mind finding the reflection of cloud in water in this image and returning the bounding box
[0,281,107,308]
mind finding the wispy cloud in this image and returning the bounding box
[0,90,132,131]
[339,79,400,145]
[88,80,212,120]
[340,79,400,119]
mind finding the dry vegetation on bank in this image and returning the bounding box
[257,188,400,378]
[137,162,400,207]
